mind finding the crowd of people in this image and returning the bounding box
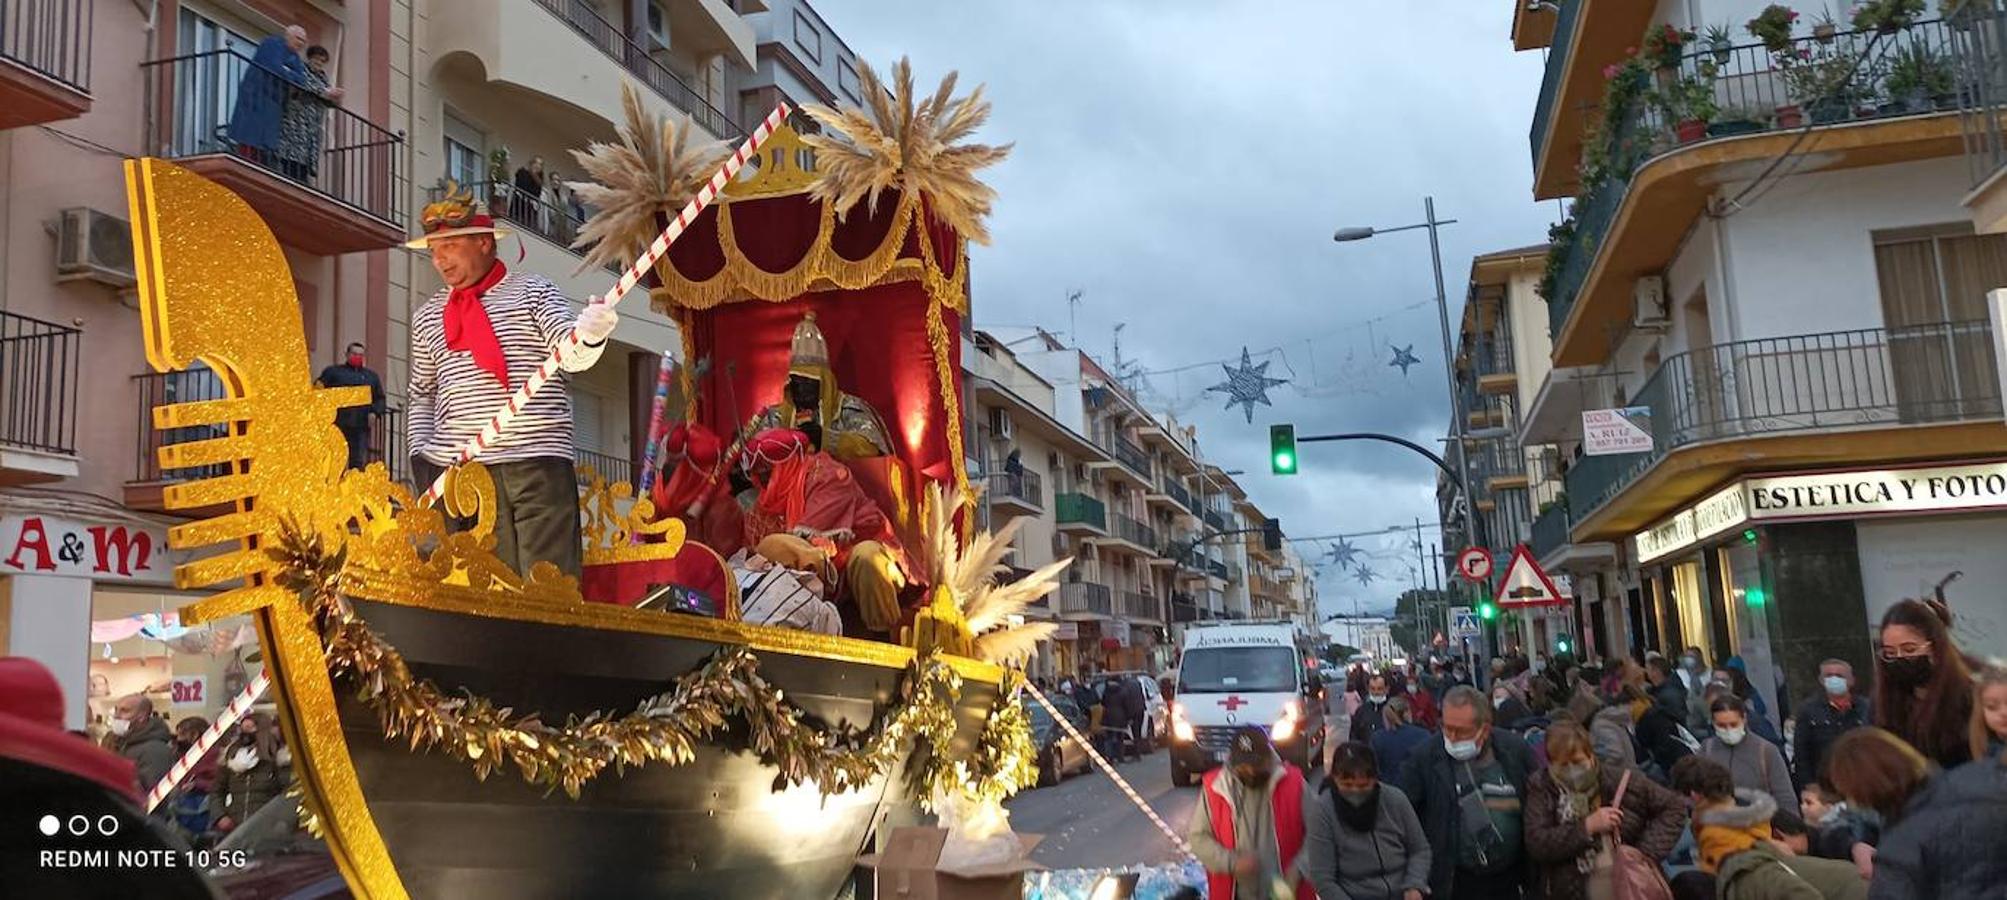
[1188,599,2007,900]
[99,692,295,848]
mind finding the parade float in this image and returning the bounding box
[126,59,1076,900]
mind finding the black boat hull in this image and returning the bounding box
[337,599,996,900]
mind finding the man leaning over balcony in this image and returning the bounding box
[403,186,617,580]
[228,26,342,171]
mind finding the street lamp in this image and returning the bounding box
[1332,196,1479,566]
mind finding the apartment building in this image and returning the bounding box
[737,0,865,130]
[1510,0,2007,713]
[1,0,406,728]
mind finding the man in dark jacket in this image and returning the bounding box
[1352,673,1393,744]
[1646,656,1691,724]
[108,694,176,794]
[1792,658,1870,789]
[1094,677,1135,762]
[317,341,387,470]
[1400,685,1539,899]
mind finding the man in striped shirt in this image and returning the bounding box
[404,188,617,579]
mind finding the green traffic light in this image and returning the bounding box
[1270,424,1298,475]
[1745,586,1767,607]
[1742,529,1758,544]
[1273,450,1295,472]
[1478,602,1497,621]
[1557,638,1571,653]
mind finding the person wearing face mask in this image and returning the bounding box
[208,710,292,835]
[1187,725,1314,900]
[316,341,387,471]
[107,693,175,793]
[1872,599,1974,769]
[1825,727,2007,900]
[1373,696,1433,784]
[1792,659,1872,791]
[1491,682,1538,733]
[1353,674,1394,745]
[1524,722,1686,900]
[1699,696,1798,819]
[1304,742,1431,900]
[1400,686,1538,899]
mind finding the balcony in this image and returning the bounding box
[988,469,1044,515]
[1094,510,1159,556]
[128,370,233,513]
[367,405,409,487]
[1055,491,1108,535]
[576,447,633,486]
[1546,19,1966,365]
[1163,477,1193,511]
[1473,336,1517,395]
[1529,0,1655,199]
[143,49,406,255]
[1955,2,2007,231]
[1121,590,1163,624]
[1565,320,2007,540]
[0,0,91,128]
[1529,498,1571,563]
[1209,558,1230,581]
[1202,508,1227,532]
[0,311,80,484]
[1170,593,1201,623]
[1473,436,1529,493]
[1054,581,1113,620]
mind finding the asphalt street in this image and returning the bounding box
[1004,692,1354,870]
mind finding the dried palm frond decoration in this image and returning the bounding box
[908,483,1067,664]
[567,82,732,273]
[801,57,1013,244]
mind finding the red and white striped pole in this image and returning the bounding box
[144,672,270,813]
[416,103,792,508]
[1022,682,1197,862]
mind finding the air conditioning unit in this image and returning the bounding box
[1632,275,1669,330]
[56,207,136,287]
[987,407,1013,441]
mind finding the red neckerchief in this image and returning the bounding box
[444,261,510,387]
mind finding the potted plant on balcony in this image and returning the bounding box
[1748,4,1801,53]
[1782,43,1861,123]
[1883,43,1955,113]
[486,146,511,216]
[1659,68,1721,143]
[1813,7,1842,41]
[1851,0,1926,33]
[1644,23,1697,74]
[1708,104,1771,137]
[1705,23,1737,63]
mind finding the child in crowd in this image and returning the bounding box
[1972,662,2007,762]
[1799,781,1880,878]
[1670,757,1864,900]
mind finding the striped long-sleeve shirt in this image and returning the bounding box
[406,270,605,465]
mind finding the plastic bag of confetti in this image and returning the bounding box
[1023,861,1207,899]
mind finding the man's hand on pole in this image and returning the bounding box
[575,303,619,346]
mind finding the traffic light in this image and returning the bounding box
[1478,600,1498,621]
[1262,517,1283,552]
[1556,635,1572,654]
[1269,424,1297,475]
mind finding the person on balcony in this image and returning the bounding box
[227,26,342,171]
[276,45,336,183]
[511,156,546,233]
[316,341,385,471]
[403,186,618,579]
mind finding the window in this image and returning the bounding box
[838,58,860,104]
[1871,226,2007,421]
[645,1,671,50]
[792,10,822,62]
[1177,646,1297,694]
[172,9,258,156]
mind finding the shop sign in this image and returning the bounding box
[1634,512,1697,563]
[1582,407,1654,456]
[1,514,178,585]
[1744,462,2007,519]
[1691,484,1751,542]
[169,675,207,706]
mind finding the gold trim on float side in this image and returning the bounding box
[340,566,1003,683]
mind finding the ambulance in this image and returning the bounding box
[1167,621,1325,786]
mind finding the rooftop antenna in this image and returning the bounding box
[1066,289,1083,349]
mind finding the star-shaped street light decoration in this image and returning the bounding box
[1325,537,1361,570]
[1208,347,1289,424]
[1388,344,1421,376]
[1352,566,1378,588]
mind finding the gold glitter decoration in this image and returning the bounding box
[578,466,687,566]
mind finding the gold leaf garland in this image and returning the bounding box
[266,522,1032,803]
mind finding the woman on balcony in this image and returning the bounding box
[276,45,337,183]
[512,157,547,233]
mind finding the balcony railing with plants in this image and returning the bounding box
[4,0,92,94]
[1055,581,1113,617]
[990,469,1043,508]
[1056,491,1107,531]
[2,311,80,457]
[1530,0,1582,170]
[529,0,740,139]
[144,49,406,227]
[1566,319,2002,520]
[1541,10,1961,331]
[1952,0,2007,186]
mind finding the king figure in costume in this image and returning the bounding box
[738,313,894,462]
[404,186,618,578]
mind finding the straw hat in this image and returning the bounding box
[405,182,511,248]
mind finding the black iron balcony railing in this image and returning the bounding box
[1109,511,1158,550]
[1,311,80,456]
[1566,320,2002,520]
[367,405,408,486]
[990,469,1043,508]
[1171,594,1201,623]
[1954,1,2007,186]
[1207,558,1229,581]
[1530,498,1571,561]
[1055,581,1112,617]
[1056,491,1106,530]
[1162,476,1193,510]
[428,180,621,272]
[1121,590,1161,622]
[134,369,230,483]
[1548,18,1961,332]
[3,0,92,93]
[576,447,633,486]
[1203,508,1227,532]
[1111,433,1151,478]
[529,0,741,139]
[143,49,405,226]
[1529,0,1581,171]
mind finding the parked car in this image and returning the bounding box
[1026,693,1092,787]
[1098,671,1170,751]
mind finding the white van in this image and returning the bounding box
[1167,621,1324,786]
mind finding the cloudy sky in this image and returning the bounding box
[819,1,1558,617]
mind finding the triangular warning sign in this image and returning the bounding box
[1496,544,1567,608]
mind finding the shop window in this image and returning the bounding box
[88,588,263,746]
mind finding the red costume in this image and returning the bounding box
[740,429,892,554]
[1200,764,1313,900]
[648,422,744,559]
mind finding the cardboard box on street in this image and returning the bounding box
[856,826,1045,900]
